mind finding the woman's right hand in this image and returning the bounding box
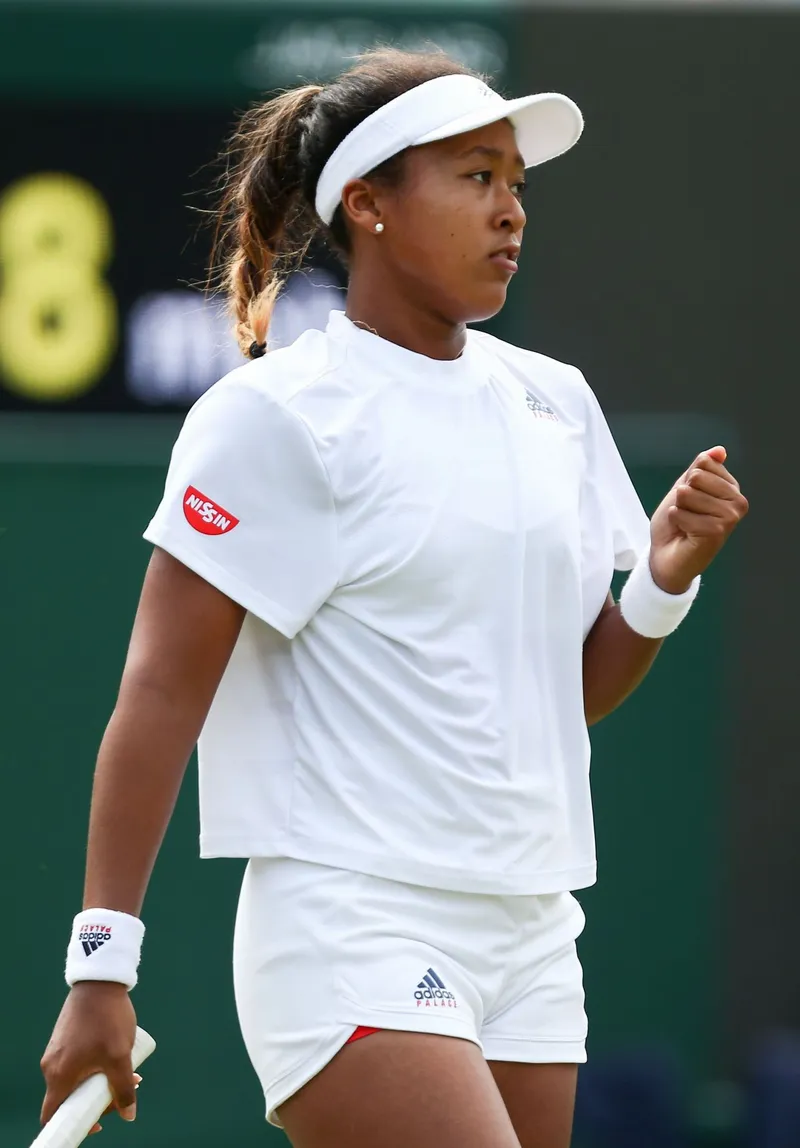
[40,981,138,1133]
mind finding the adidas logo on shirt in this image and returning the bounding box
[79,925,112,956]
[414,967,457,1008]
[524,391,559,421]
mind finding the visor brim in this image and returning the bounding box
[414,92,584,168]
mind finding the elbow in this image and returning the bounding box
[584,699,615,727]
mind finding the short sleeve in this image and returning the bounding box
[578,375,649,635]
[581,377,650,573]
[143,379,339,639]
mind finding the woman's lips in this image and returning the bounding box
[489,253,519,274]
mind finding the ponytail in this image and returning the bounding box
[212,85,322,357]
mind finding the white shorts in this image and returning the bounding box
[233,858,588,1127]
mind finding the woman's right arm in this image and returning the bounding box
[40,546,246,1128]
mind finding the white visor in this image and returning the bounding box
[315,73,584,226]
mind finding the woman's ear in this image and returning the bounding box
[340,179,384,236]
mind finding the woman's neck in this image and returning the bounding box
[345,273,467,361]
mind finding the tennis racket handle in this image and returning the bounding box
[31,1027,156,1148]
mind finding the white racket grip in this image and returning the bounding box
[31,1027,156,1148]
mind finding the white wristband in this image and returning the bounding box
[619,549,700,639]
[65,909,145,991]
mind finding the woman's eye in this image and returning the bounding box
[470,171,527,198]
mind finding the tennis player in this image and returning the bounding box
[40,49,748,1148]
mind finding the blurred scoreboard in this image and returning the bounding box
[0,2,517,413]
[0,103,347,412]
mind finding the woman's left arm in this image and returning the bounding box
[583,594,662,726]
[583,444,748,726]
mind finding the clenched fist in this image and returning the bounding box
[649,445,749,595]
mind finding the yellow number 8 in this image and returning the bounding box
[0,173,117,400]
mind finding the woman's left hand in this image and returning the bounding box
[649,445,749,594]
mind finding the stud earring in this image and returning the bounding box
[374,223,384,233]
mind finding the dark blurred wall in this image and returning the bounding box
[511,8,800,1070]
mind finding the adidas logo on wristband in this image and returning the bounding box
[79,925,112,956]
[66,909,145,990]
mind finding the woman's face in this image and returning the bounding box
[355,118,528,326]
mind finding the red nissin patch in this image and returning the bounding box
[183,486,240,535]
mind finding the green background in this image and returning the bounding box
[0,448,730,1146]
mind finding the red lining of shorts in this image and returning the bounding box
[346,1025,381,1045]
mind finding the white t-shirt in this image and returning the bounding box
[144,310,650,895]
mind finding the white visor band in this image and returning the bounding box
[314,73,584,226]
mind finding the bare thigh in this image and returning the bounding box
[489,1062,578,1148]
[278,1032,522,1148]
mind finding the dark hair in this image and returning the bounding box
[210,48,482,357]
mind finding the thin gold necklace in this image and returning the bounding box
[352,318,380,337]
